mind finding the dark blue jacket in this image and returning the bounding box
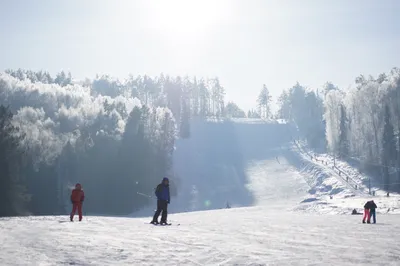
[155,184,170,202]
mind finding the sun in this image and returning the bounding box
[143,0,229,36]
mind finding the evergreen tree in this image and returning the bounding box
[381,105,397,191]
[277,90,291,120]
[198,79,209,117]
[225,102,246,118]
[180,99,191,139]
[338,104,349,158]
[0,105,29,216]
[257,85,272,119]
[210,78,225,117]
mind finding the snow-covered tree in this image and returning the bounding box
[257,85,272,119]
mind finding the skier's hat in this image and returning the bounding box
[162,177,169,182]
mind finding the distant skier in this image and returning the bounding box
[70,183,85,222]
[151,177,170,225]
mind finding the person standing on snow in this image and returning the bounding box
[70,183,85,222]
[368,200,377,224]
[151,177,170,225]
[362,201,371,223]
[362,200,378,224]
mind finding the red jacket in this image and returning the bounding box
[71,183,85,203]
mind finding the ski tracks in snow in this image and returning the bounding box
[2,210,400,265]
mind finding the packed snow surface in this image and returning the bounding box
[1,210,400,265]
[1,119,400,265]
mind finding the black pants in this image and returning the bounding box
[152,200,168,223]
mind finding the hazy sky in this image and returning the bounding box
[1,0,399,111]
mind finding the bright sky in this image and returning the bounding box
[1,0,399,111]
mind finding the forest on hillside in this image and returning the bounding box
[0,69,246,217]
[276,67,400,192]
[1,67,400,217]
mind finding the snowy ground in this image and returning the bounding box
[2,120,400,265]
[245,156,309,208]
[1,209,400,266]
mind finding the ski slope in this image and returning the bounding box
[1,209,400,265]
[1,119,400,265]
[292,141,400,215]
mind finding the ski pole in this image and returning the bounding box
[137,192,153,198]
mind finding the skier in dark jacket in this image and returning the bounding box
[151,177,170,225]
[368,200,377,224]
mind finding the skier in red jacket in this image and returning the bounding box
[70,183,85,222]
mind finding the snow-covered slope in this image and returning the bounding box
[169,118,295,213]
[292,140,400,215]
[2,119,400,265]
[1,209,400,265]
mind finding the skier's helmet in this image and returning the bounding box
[75,183,82,189]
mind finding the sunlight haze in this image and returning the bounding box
[1,0,399,111]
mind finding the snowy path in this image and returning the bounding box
[245,155,309,208]
[1,209,400,266]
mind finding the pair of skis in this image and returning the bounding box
[148,222,180,226]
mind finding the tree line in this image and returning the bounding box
[3,66,398,217]
[275,68,400,192]
[0,69,248,217]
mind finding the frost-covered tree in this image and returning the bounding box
[322,67,400,191]
[276,90,291,120]
[381,105,397,190]
[225,102,246,118]
[180,99,191,139]
[276,83,325,149]
[338,104,349,158]
[0,105,29,216]
[324,89,343,154]
[257,85,272,119]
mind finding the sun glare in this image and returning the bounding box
[143,0,230,36]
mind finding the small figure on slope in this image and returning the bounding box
[362,200,377,224]
[70,183,85,222]
[151,177,170,225]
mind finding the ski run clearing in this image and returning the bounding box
[1,120,400,265]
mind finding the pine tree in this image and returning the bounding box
[338,104,349,158]
[0,105,28,216]
[257,85,271,119]
[180,99,191,139]
[225,102,246,118]
[381,105,397,191]
[198,79,209,117]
